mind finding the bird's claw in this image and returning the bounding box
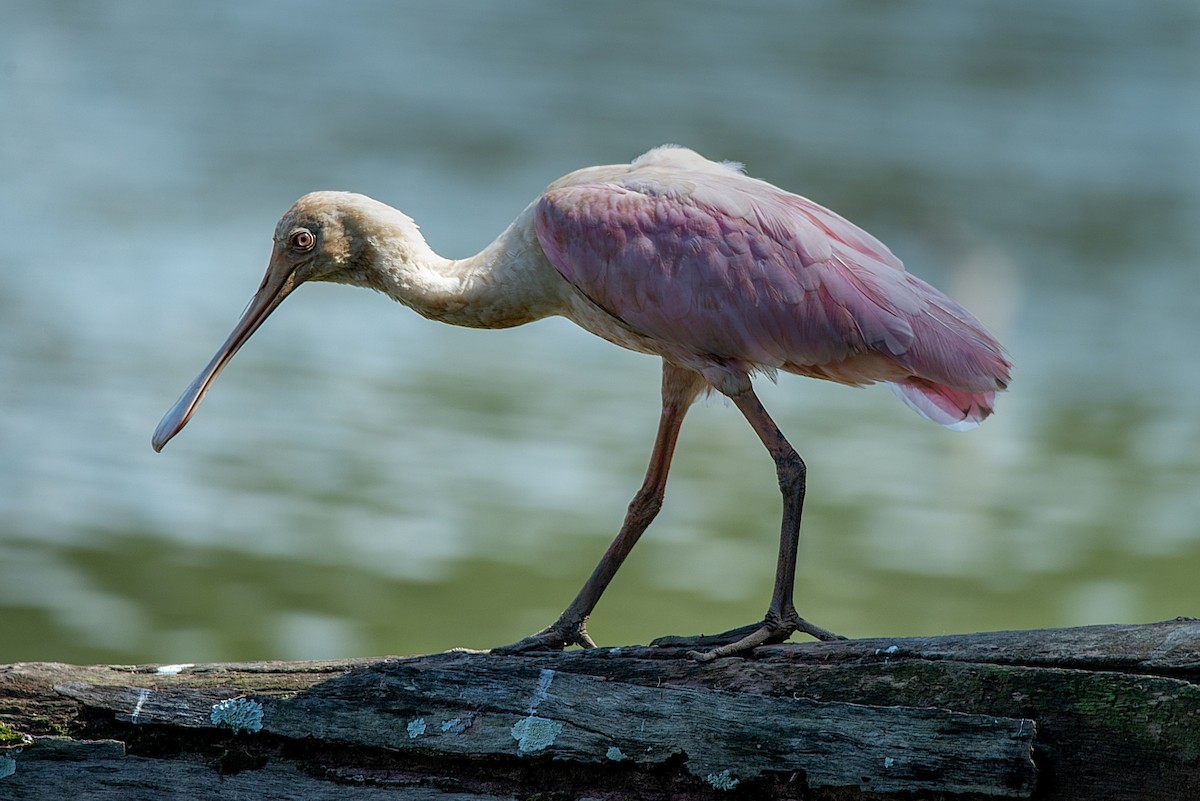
[491,615,597,655]
[651,610,846,661]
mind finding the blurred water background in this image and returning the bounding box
[1,1,1198,665]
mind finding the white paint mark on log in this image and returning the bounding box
[884,756,895,768]
[130,689,151,723]
[155,664,194,675]
[606,746,627,761]
[407,718,427,738]
[527,668,555,713]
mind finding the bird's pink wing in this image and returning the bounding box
[536,178,1008,407]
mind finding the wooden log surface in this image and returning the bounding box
[2,618,1199,800]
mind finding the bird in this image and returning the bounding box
[153,145,1010,661]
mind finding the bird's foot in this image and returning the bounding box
[651,610,845,662]
[491,614,597,655]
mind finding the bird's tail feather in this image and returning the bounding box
[889,379,996,432]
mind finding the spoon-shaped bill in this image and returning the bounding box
[152,263,298,452]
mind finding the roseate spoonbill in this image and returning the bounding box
[153,145,1009,660]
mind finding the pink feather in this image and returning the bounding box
[535,159,1009,429]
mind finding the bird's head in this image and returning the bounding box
[151,191,423,452]
[271,190,426,286]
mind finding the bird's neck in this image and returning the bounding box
[361,208,564,329]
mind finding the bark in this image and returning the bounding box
[2,618,1198,800]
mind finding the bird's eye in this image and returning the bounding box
[288,228,316,252]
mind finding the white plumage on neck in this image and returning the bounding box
[304,192,567,330]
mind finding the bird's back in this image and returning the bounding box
[536,146,1010,429]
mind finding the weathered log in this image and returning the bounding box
[2,619,1198,800]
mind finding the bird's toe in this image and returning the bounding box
[491,615,596,655]
[652,611,845,660]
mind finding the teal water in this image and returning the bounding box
[1,1,1198,664]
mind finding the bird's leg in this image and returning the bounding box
[651,385,844,660]
[492,364,705,655]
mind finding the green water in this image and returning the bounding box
[2,1,1198,664]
